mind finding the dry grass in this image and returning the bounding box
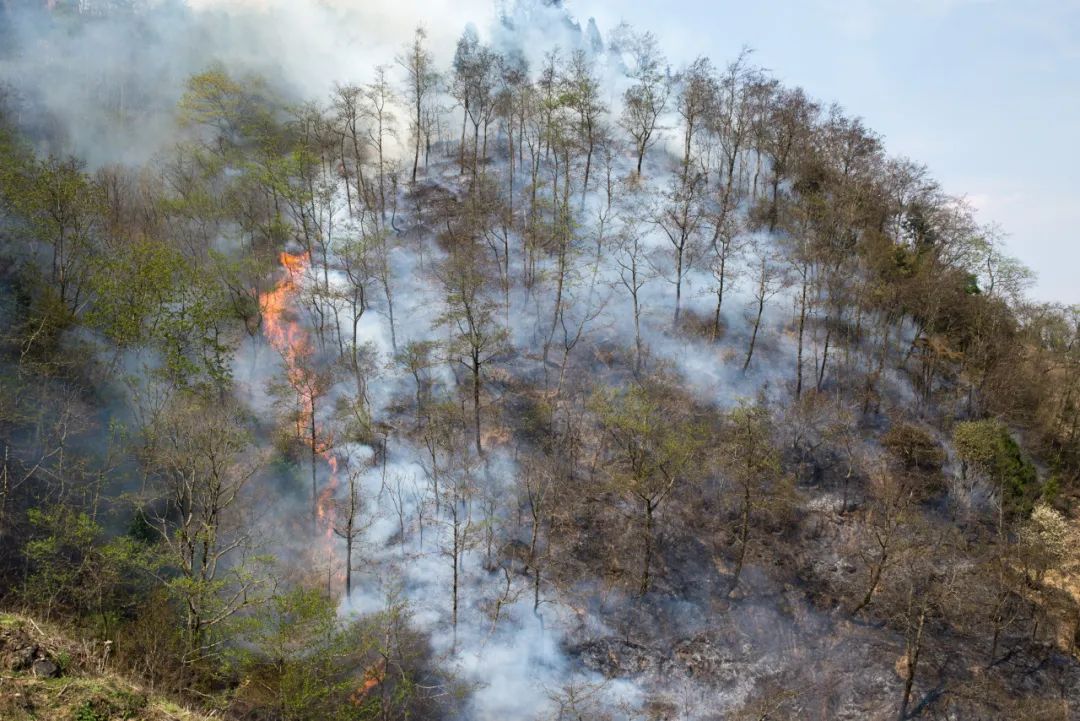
[0,614,215,721]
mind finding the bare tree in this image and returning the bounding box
[720,399,786,593]
[654,172,706,326]
[333,464,366,597]
[759,86,818,232]
[708,214,744,339]
[616,29,670,176]
[422,399,479,646]
[397,26,439,185]
[564,49,606,196]
[675,56,717,183]
[332,83,372,218]
[149,396,269,665]
[743,240,786,371]
[435,237,508,455]
[451,29,499,175]
[363,66,398,227]
[850,462,913,616]
[613,201,653,373]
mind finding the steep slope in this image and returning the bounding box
[0,614,214,721]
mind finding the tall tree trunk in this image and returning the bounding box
[713,248,727,340]
[795,266,809,398]
[852,552,887,616]
[412,95,421,184]
[899,606,927,719]
[640,499,655,595]
[310,396,318,534]
[344,525,353,597]
[472,353,482,455]
[633,290,644,374]
[459,101,468,174]
[673,243,685,327]
[730,484,751,594]
[744,296,766,371]
[817,322,832,392]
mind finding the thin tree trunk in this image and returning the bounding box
[641,499,654,595]
[899,606,927,719]
[795,267,809,398]
[310,397,318,534]
[817,322,832,392]
[730,485,751,594]
[744,296,766,371]
[673,244,684,327]
[472,353,482,455]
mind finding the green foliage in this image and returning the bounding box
[73,701,107,721]
[23,507,151,634]
[126,509,158,546]
[236,588,359,721]
[84,234,237,395]
[723,398,785,488]
[85,239,186,349]
[153,269,236,394]
[963,273,981,295]
[10,273,79,365]
[178,64,281,156]
[1018,503,1070,582]
[208,249,273,334]
[1041,473,1060,505]
[70,688,148,721]
[4,154,104,312]
[590,380,705,501]
[0,115,33,211]
[953,419,1038,514]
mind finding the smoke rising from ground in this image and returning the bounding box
[8,2,1061,719]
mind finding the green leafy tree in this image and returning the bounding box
[178,64,279,157]
[240,587,357,721]
[721,399,789,594]
[23,507,149,636]
[591,377,704,594]
[952,419,1038,516]
[7,155,104,314]
[85,238,186,350]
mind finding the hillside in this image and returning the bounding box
[0,614,214,721]
[1,2,1079,720]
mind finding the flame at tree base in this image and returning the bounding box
[260,250,344,591]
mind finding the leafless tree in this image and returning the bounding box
[397,26,439,184]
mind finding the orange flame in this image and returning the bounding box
[260,251,343,581]
[349,658,387,706]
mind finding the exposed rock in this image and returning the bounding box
[0,626,39,672]
[31,658,59,678]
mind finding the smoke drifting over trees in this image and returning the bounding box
[1,1,1079,720]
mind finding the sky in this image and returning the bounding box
[12,0,1079,303]
[188,0,1079,303]
[577,0,1080,304]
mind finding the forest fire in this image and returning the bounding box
[260,250,343,580]
[349,658,387,707]
[261,251,314,433]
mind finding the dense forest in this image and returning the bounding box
[1,1,1079,719]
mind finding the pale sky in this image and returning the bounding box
[66,0,1080,303]
[576,0,1080,304]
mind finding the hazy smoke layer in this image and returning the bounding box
[0,0,602,166]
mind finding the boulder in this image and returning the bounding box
[0,627,39,671]
[31,658,60,678]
